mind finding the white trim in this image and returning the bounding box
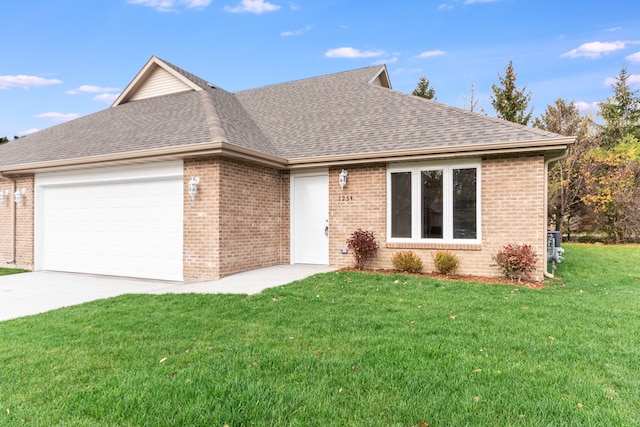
[387,159,482,245]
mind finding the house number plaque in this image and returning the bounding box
[338,195,353,202]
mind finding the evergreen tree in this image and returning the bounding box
[412,76,436,100]
[491,60,533,125]
[599,68,640,148]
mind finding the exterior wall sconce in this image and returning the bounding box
[14,188,26,204]
[188,177,200,199]
[0,190,8,205]
[339,169,348,190]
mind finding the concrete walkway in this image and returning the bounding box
[0,264,334,322]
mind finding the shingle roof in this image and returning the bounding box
[235,65,563,159]
[0,58,570,171]
[0,90,213,167]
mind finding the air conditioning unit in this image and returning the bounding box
[547,231,564,264]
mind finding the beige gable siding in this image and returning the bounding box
[129,66,193,101]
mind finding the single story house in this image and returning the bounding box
[0,56,573,282]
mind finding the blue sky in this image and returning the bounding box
[2,0,639,138]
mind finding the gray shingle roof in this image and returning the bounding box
[0,58,569,171]
[0,90,213,167]
[236,66,563,159]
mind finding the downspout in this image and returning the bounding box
[543,153,567,278]
[0,173,17,264]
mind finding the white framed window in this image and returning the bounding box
[387,160,481,244]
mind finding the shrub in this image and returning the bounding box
[391,251,424,273]
[432,250,460,275]
[346,229,379,270]
[492,243,538,282]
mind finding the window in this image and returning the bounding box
[387,161,481,243]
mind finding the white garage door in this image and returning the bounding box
[35,161,183,281]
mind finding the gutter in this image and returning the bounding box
[0,173,16,264]
[543,152,568,279]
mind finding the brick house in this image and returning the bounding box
[0,56,573,282]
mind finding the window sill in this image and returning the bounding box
[386,242,482,251]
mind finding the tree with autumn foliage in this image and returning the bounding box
[581,140,640,242]
[491,60,533,125]
[534,99,598,239]
[580,68,640,242]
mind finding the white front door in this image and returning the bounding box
[292,173,329,264]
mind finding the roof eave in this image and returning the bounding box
[0,141,289,175]
[286,137,575,169]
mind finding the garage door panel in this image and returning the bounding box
[37,163,183,281]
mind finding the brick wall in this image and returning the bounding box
[183,157,221,281]
[218,158,288,277]
[328,164,387,269]
[327,155,547,281]
[0,183,12,263]
[0,175,34,270]
[183,157,289,282]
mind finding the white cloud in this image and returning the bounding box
[464,0,498,4]
[626,52,640,63]
[17,128,40,137]
[574,101,599,113]
[0,75,62,90]
[392,68,423,75]
[325,47,385,59]
[225,0,280,14]
[67,85,120,95]
[415,50,446,58]
[373,57,398,65]
[94,93,120,103]
[438,3,453,10]
[128,0,211,12]
[605,27,622,32]
[280,25,312,37]
[562,41,627,58]
[35,112,80,123]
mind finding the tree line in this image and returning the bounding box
[413,62,640,243]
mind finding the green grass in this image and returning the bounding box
[1,244,639,426]
[0,268,28,276]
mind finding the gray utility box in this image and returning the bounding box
[547,231,565,264]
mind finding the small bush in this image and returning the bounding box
[346,229,379,270]
[432,250,460,275]
[391,251,424,273]
[492,243,538,282]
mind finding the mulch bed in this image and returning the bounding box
[336,268,545,289]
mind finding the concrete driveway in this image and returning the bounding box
[0,265,334,322]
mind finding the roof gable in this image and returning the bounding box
[112,56,204,106]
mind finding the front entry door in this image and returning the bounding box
[292,173,329,264]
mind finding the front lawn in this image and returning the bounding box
[0,267,28,276]
[1,244,639,426]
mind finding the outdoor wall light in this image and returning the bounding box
[188,176,200,199]
[0,190,8,206]
[14,188,26,204]
[339,169,348,190]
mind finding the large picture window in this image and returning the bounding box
[387,161,481,243]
